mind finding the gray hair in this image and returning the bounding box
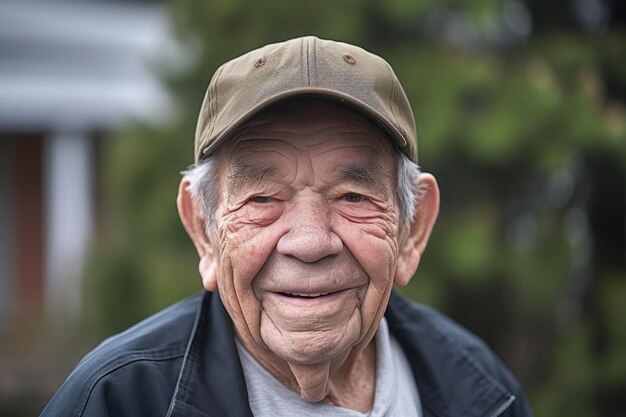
[183,150,425,228]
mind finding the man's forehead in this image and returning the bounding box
[215,100,397,192]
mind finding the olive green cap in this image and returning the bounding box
[194,36,418,162]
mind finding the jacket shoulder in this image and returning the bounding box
[40,292,204,417]
[386,292,533,417]
[388,292,512,366]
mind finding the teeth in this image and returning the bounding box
[287,292,329,298]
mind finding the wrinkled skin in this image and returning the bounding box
[178,99,439,412]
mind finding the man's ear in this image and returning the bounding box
[394,173,440,287]
[177,178,219,292]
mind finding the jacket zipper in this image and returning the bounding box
[490,395,515,417]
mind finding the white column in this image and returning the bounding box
[0,139,15,323]
[44,132,93,319]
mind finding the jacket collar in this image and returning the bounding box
[167,291,253,417]
[168,291,513,417]
[385,292,515,417]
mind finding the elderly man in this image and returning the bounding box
[42,36,532,416]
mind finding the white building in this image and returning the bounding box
[0,0,175,323]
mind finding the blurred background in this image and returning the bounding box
[0,0,625,415]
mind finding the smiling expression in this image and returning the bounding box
[209,99,402,369]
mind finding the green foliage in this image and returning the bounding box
[85,0,626,414]
[598,273,626,386]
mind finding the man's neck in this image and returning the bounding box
[289,341,376,411]
[236,332,377,413]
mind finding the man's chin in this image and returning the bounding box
[260,320,362,366]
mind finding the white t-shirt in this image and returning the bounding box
[236,318,422,416]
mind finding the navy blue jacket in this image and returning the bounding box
[41,291,533,417]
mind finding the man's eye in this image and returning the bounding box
[344,193,363,203]
[250,196,272,203]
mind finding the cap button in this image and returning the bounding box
[342,53,356,65]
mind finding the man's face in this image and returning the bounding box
[212,100,401,366]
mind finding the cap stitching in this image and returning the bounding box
[311,37,317,86]
[206,65,225,145]
[305,38,311,87]
[299,38,305,87]
[384,61,402,144]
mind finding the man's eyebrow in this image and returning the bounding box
[227,162,280,190]
[332,161,390,192]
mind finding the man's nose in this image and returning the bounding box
[276,198,343,263]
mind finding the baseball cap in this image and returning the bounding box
[194,36,418,163]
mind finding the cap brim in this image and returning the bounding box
[198,87,410,161]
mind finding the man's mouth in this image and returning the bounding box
[281,292,331,298]
[268,289,353,309]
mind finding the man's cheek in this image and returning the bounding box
[221,231,276,286]
[341,228,397,273]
